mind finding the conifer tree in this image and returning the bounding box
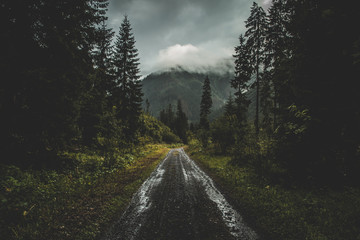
[113,16,143,139]
[199,76,212,129]
[245,2,267,135]
[224,95,236,117]
[232,34,252,125]
[263,0,292,130]
[165,104,175,129]
[81,18,115,145]
[175,100,188,143]
[145,99,151,114]
[93,20,115,94]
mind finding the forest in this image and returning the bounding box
[189,1,360,239]
[1,0,180,238]
[1,0,360,239]
[197,0,360,186]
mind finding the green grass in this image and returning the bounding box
[0,144,170,240]
[186,143,360,240]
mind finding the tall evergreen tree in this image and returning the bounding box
[113,16,143,140]
[175,100,188,143]
[232,34,252,125]
[263,0,293,130]
[159,103,178,133]
[245,2,267,135]
[224,95,236,117]
[199,76,212,129]
[93,20,115,94]
[81,12,115,145]
[145,98,151,114]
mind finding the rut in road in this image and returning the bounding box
[102,148,258,240]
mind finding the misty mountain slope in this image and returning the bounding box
[208,87,257,122]
[142,68,234,122]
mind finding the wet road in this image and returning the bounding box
[102,149,258,240]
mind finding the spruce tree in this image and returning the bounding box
[175,100,188,143]
[145,99,151,114]
[166,104,175,130]
[93,20,115,94]
[245,2,267,135]
[263,0,292,130]
[232,34,251,125]
[224,95,236,117]
[199,76,212,129]
[113,16,143,140]
[81,19,115,145]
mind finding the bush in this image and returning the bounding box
[140,114,180,143]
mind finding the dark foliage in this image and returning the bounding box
[0,1,149,169]
[245,2,267,135]
[0,0,110,167]
[203,0,360,187]
[199,76,212,129]
[113,16,143,142]
[159,101,189,143]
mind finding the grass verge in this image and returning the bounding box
[186,146,360,240]
[0,144,170,240]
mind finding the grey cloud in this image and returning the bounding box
[107,0,260,75]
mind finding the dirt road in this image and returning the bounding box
[102,148,258,240]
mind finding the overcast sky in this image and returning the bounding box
[107,0,272,76]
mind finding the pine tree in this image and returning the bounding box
[199,76,212,129]
[245,2,267,135]
[224,95,236,117]
[113,16,143,139]
[81,18,115,145]
[166,104,175,129]
[93,20,115,94]
[263,0,292,130]
[145,99,151,114]
[175,100,188,143]
[159,109,166,124]
[232,34,252,125]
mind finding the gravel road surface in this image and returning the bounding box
[102,148,258,240]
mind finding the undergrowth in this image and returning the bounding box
[186,139,360,240]
[0,144,170,240]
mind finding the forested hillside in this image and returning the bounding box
[142,68,234,122]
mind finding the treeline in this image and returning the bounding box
[197,0,360,186]
[159,100,189,143]
[0,0,177,168]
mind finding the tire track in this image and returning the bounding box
[102,149,258,240]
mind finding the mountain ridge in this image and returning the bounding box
[142,68,234,122]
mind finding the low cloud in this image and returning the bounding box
[149,44,234,74]
[261,0,273,9]
[107,0,254,76]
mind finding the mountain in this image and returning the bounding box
[207,86,257,122]
[142,67,234,123]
